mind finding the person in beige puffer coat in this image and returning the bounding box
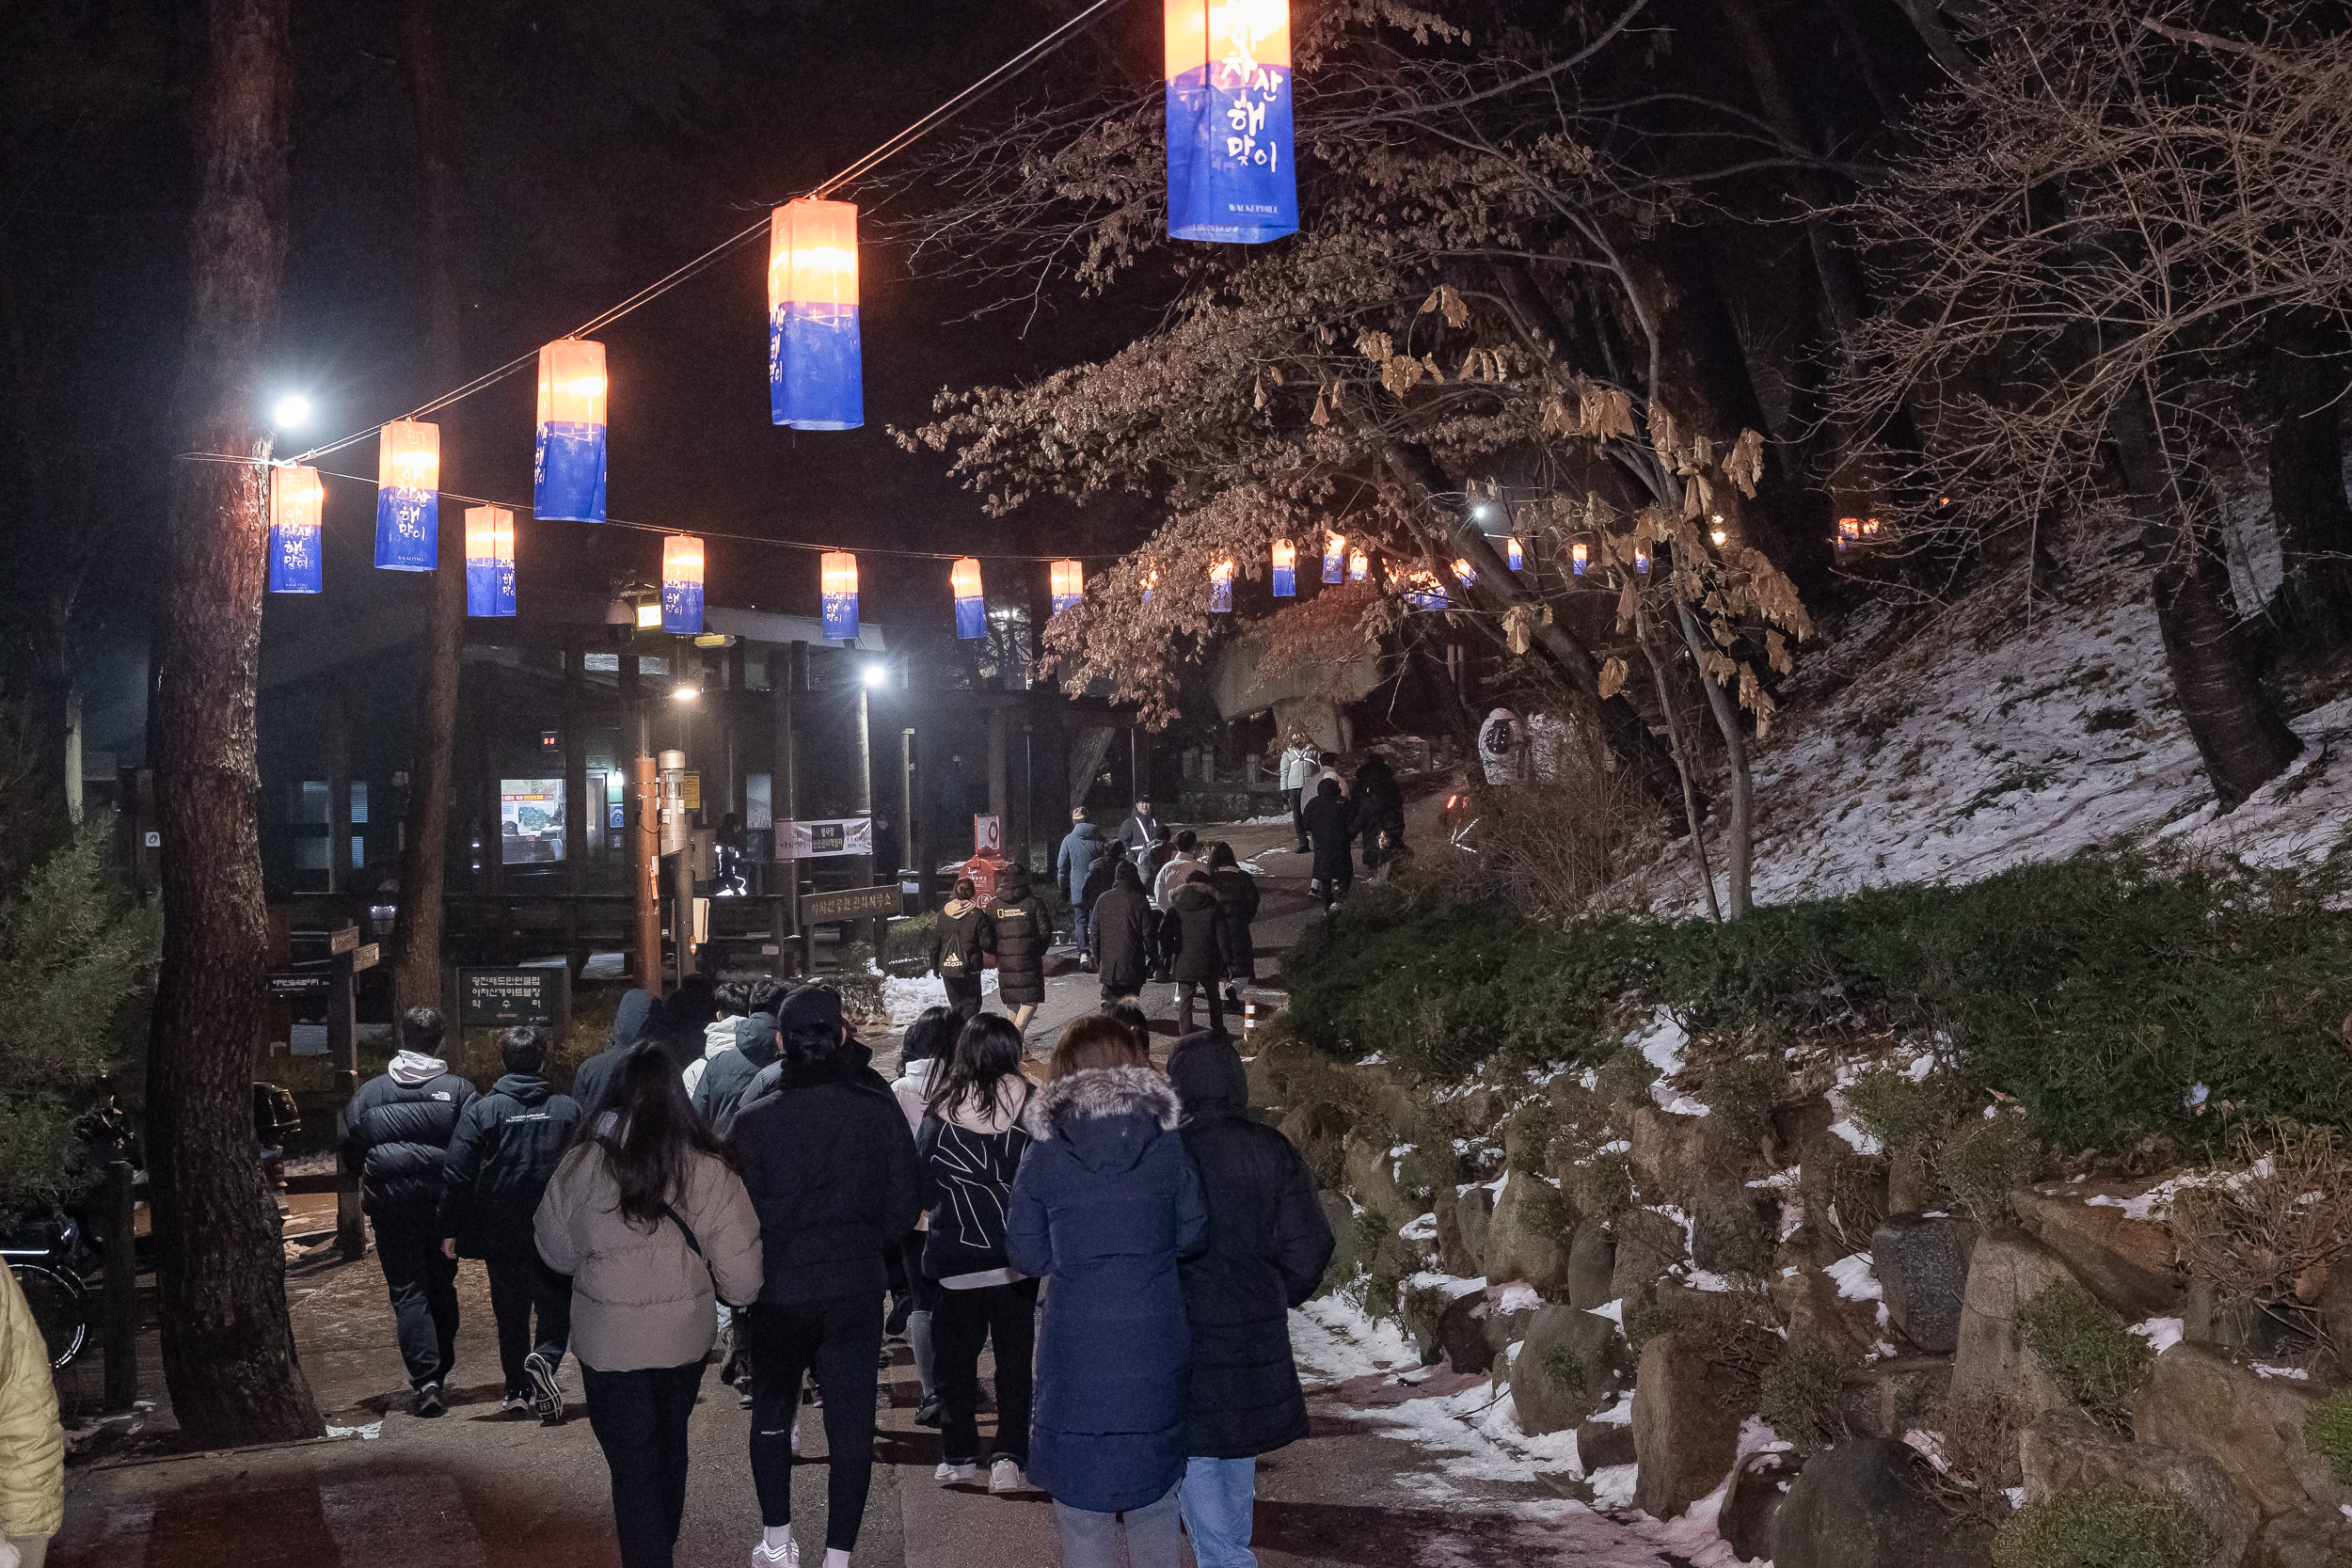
[0,1264,62,1568]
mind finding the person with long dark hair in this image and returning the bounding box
[916,1013,1039,1494]
[534,1046,761,1568]
[892,1006,961,1426]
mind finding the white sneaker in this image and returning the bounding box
[989,1458,1026,1494]
[935,1461,977,1483]
[751,1533,798,1567]
[500,1392,531,1416]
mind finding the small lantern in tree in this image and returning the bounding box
[821,550,859,641]
[1571,540,1590,576]
[1271,538,1295,595]
[268,464,325,594]
[1506,536,1524,571]
[464,505,516,617]
[1322,531,1344,584]
[1452,557,1475,584]
[661,533,706,635]
[373,419,439,572]
[952,556,986,639]
[769,198,863,430]
[1209,557,1235,611]
[1051,558,1085,612]
[1348,548,1368,582]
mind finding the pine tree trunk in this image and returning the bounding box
[2264,317,2352,657]
[148,0,324,1447]
[387,0,469,1016]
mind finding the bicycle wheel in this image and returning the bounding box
[11,1264,87,1369]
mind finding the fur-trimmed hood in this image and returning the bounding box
[1025,1066,1181,1175]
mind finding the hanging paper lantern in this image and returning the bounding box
[464,505,516,618]
[1506,536,1525,572]
[1209,558,1235,611]
[1322,531,1345,584]
[821,550,860,641]
[1143,564,1159,604]
[1634,545,1652,575]
[1571,541,1590,576]
[769,198,863,431]
[661,534,706,635]
[1348,548,1368,582]
[535,339,608,523]
[267,464,325,594]
[1051,558,1085,613]
[1836,516,1862,549]
[1271,539,1295,596]
[373,420,439,572]
[1452,557,1476,585]
[1165,0,1297,244]
[951,557,986,640]
[1403,568,1448,611]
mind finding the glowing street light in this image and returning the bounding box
[671,683,700,703]
[862,663,890,689]
[270,392,312,430]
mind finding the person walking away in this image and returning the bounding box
[1203,843,1259,1007]
[535,1047,761,1568]
[929,879,994,1022]
[1163,867,1230,1037]
[990,865,1050,1039]
[1353,752,1406,883]
[1055,810,1107,958]
[1277,735,1316,854]
[0,1265,61,1568]
[1166,1032,1333,1568]
[691,1006,780,1127]
[574,989,667,1112]
[915,1014,1039,1493]
[1088,860,1154,1006]
[891,1006,960,1428]
[1075,849,1117,974]
[339,1007,477,1417]
[682,980,750,1099]
[1300,778,1356,911]
[1114,797,1163,873]
[438,1025,583,1421]
[1151,829,1202,913]
[731,988,922,1568]
[1008,1017,1208,1568]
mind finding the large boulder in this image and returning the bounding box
[2013,1180,2187,1319]
[1947,1229,2080,1418]
[1484,1172,1574,1297]
[1722,1450,1803,1564]
[1692,1185,1779,1277]
[1455,1184,1495,1276]
[1343,1132,1406,1219]
[1576,1417,1638,1471]
[2131,1343,2350,1521]
[1610,1208,1689,1304]
[1431,1284,1538,1376]
[1400,1275,1483,1365]
[2018,1411,2252,1568]
[1771,1264,1882,1364]
[1631,1331,1745,1517]
[2251,1503,2352,1568]
[1567,1221,1616,1309]
[1511,1304,1629,1435]
[1836,1356,1951,1441]
[1871,1214,1974,1355]
[1316,1191,1360,1291]
[1433,1186,1479,1277]
[1278,1101,1353,1190]
[1629,1103,1743,1210]
[1768,1436,1992,1568]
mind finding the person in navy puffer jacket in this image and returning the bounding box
[1008,1017,1207,1568]
[340,1006,477,1416]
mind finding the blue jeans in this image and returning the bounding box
[1181,1456,1258,1568]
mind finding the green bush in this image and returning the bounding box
[1505,1102,1556,1176]
[1396,1144,1458,1209]
[1703,1055,1788,1146]
[1540,1339,1590,1395]
[1758,1346,1847,1455]
[1991,1487,2208,1568]
[1940,1113,2040,1225]
[1844,1066,1964,1150]
[1575,1148,1633,1214]
[1624,1299,1673,1349]
[829,943,886,1025]
[2017,1280,2151,1427]
[2304,1390,2352,1481]
[1594,1046,1657,1112]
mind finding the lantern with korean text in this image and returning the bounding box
[1165,0,1297,244]
[1506,536,1524,571]
[535,340,608,523]
[373,420,439,571]
[1348,548,1368,582]
[769,199,863,430]
[464,506,516,617]
[951,557,985,640]
[821,550,860,641]
[1571,541,1589,576]
[1270,538,1295,596]
[662,534,706,635]
[1322,531,1344,584]
[268,465,325,594]
[1209,558,1235,611]
[1051,558,1085,613]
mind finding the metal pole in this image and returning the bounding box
[854,685,877,949]
[102,1160,136,1411]
[901,726,922,912]
[329,932,365,1260]
[660,749,690,990]
[633,754,661,988]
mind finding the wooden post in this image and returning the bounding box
[900,725,923,911]
[102,1160,137,1411]
[632,755,660,989]
[328,925,365,1260]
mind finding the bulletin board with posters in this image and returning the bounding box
[500,779,567,864]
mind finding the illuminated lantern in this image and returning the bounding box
[1322,531,1344,584]
[1836,516,1862,549]
[1404,569,1448,611]
[821,551,860,641]
[1209,558,1235,611]
[1506,535,1525,572]
[1348,548,1368,582]
[951,557,986,640]
[373,420,439,571]
[1452,558,1475,585]
[1051,558,1085,613]
[1634,545,1652,575]
[464,505,516,618]
[1143,564,1158,604]
[769,198,863,430]
[1862,516,1882,538]
[661,534,706,635]
[1271,538,1295,596]
[1571,541,1589,576]
[267,464,325,594]
[1165,0,1297,244]
[535,339,608,523]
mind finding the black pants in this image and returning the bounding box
[943,974,985,1020]
[1176,979,1225,1037]
[581,1360,706,1568]
[373,1222,458,1389]
[1285,786,1306,845]
[485,1251,572,1393]
[748,1293,884,1552]
[933,1277,1037,1467]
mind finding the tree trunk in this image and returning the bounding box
[1676,600,1753,918]
[2264,317,2352,657]
[147,0,323,1446]
[387,0,469,1016]
[1636,619,1721,923]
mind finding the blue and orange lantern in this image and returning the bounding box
[535,339,608,523]
[1571,540,1590,576]
[1209,558,1235,611]
[1322,531,1345,584]
[821,550,860,641]
[1506,535,1525,572]
[951,557,986,640]
[267,464,325,594]
[1348,547,1368,583]
[1634,544,1652,575]
[1165,0,1297,244]
[1403,568,1448,611]
[1051,558,1085,613]
[1452,557,1476,586]
[770,199,863,431]
[373,420,439,571]
[661,534,706,635]
[1271,538,1295,596]
[464,505,516,618]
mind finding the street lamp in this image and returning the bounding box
[862,663,889,689]
[671,683,700,702]
[269,392,312,431]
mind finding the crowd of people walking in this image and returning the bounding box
[336,955,1333,1568]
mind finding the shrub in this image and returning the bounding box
[881,911,936,970]
[1595,1045,1658,1113]
[1575,1148,1634,1214]
[1505,1102,1556,1176]
[1396,1143,1458,1210]
[829,943,886,1025]
[1624,1299,1673,1350]
[2172,1124,2352,1313]
[1991,1487,2208,1568]
[2304,1390,2352,1482]
[1845,1066,1964,1150]
[2017,1280,2152,1427]
[1940,1113,2039,1226]
[1758,1345,1848,1455]
[1703,1055,1788,1147]
[1540,1338,1590,1396]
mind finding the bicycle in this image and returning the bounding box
[1,1213,89,1370]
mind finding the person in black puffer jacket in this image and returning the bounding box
[1089,860,1155,1004]
[1203,842,1260,1006]
[990,866,1051,1040]
[339,1007,478,1414]
[1166,1030,1333,1568]
[1164,868,1230,1037]
[929,879,995,1022]
[692,1008,780,1129]
[437,1025,582,1420]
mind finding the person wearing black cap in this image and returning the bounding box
[730,986,922,1568]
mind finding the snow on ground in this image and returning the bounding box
[881,971,995,1029]
[1613,554,2352,917]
